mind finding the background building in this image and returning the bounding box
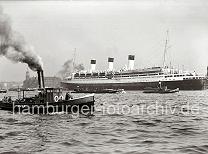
[23,71,61,88]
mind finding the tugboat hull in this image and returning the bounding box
[0,94,95,114]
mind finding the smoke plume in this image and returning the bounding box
[58,59,85,78]
[0,7,43,71]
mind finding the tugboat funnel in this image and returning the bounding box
[37,70,41,88]
[41,70,45,88]
[37,70,45,89]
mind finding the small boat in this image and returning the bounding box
[0,87,95,114]
[8,88,37,92]
[23,88,37,91]
[72,88,125,94]
[0,89,7,93]
[143,87,179,94]
[8,88,19,91]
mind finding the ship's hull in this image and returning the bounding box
[61,78,208,90]
[0,94,95,114]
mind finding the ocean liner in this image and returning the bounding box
[61,35,208,91]
[61,58,208,90]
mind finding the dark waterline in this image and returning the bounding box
[0,91,208,154]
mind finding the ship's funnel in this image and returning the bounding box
[37,70,45,89]
[128,55,135,70]
[90,59,96,72]
[41,70,45,88]
[207,66,208,77]
[37,70,41,89]
[108,57,114,71]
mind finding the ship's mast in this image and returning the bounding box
[72,48,76,72]
[163,30,169,68]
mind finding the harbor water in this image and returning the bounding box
[1,91,208,154]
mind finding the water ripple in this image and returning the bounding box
[0,91,208,153]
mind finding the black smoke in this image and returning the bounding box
[0,7,43,71]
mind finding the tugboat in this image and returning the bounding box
[143,81,179,94]
[0,70,95,114]
[0,89,7,93]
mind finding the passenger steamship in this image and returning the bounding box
[61,55,208,90]
[61,33,208,91]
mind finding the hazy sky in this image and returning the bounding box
[0,0,208,81]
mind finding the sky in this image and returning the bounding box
[0,0,208,81]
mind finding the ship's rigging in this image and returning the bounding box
[163,30,169,68]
